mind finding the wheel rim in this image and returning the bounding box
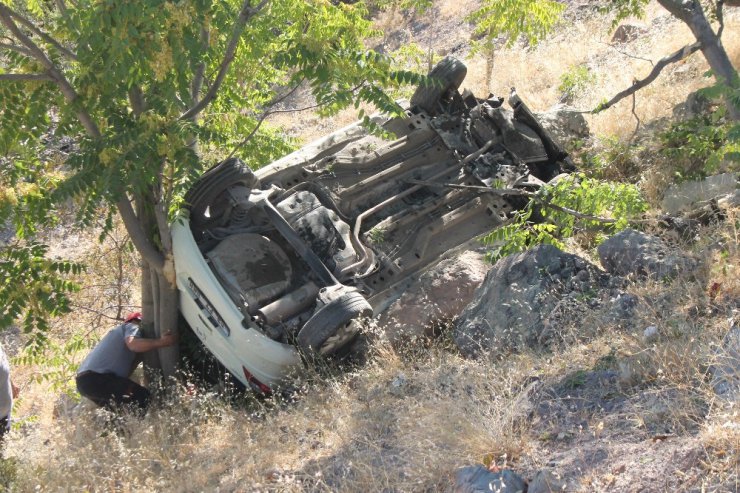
[319,318,362,355]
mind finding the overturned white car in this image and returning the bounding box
[172,57,573,392]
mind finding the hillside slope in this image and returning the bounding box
[2,1,739,491]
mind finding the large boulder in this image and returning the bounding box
[453,245,611,358]
[379,250,489,344]
[672,89,714,120]
[597,229,698,280]
[661,173,738,214]
[536,105,590,146]
[611,24,648,43]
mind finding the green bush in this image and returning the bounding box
[558,65,596,102]
[580,137,643,183]
[483,173,647,262]
[658,113,738,181]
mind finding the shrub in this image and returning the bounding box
[558,65,596,103]
[658,112,738,181]
[483,173,647,261]
[581,136,643,183]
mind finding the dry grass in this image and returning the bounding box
[3,212,738,490]
[3,1,740,491]
[463,6,740,139]
[6,343,541,491]
[273,3,740,145]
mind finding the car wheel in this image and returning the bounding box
[185,158,259,245]
[185,157,258,219]
[297,291,373,356]
[410,56,467,115]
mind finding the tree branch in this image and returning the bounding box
[128,86,146,115]
[630,86,642,138]
[225,82,309,159]
[593,41,702,113]
[0,73,53,82]
[717,0,725,38]
[153,199,172,253]
[55,0,68,16]
[152,174,173,254]
[0,41,34,57]
[600,41,654,66]
[180,0,268,121]
[190,27,209,105]
[6,5,77,61]
[0,4,100,138]
[225,78,368,159]
[116,198,165,272]
[531,197,618,224]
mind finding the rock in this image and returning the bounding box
[453,245,609,357]
[597,229,698,280]
[379,249,489,344]
[710,324,740,400]
[661,173,738,214]
[537,105,590,145]
[610,24,648,44]
[617,359,637,388]
[643,325,659,343]
[528,470,566,493]
[718,189,740,210]
[389,373,407,395]
[453,465,526,493]
[602,292,640,326]
[672,90,714,120]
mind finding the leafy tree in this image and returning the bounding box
[0,128,82,348]
[0,0,417,375]
[0,242,82,351]
[594,0,738,121]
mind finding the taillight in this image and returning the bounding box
[242,366,272,394]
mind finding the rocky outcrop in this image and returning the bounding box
[379,250,489,344]
[453,245,612,358]
[610,24,648,44]
[454,466,526,493]
[597,229,698,280]
[536,105,590,146]
[660,173,738,214]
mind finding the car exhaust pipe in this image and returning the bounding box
[257,282,321,325]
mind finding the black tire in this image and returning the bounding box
[185,157,258,220]
[297,291,373,356]
[410,56,467,115]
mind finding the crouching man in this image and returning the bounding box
[76,312,177,413]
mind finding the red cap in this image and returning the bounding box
[124,312,142,323]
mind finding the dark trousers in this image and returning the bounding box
[76,371,150,412]
[0,416,8,442]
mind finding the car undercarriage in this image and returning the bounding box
[172,56,573,390]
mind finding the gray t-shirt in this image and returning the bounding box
[0,344,12,419]
[77,323,141,378]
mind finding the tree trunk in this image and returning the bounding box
[657,0,739,120]
[485,44,495,95]
[485,31,495,94]
[155,254,180,378]
[130,194,180,379]
[139,259,161,379]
